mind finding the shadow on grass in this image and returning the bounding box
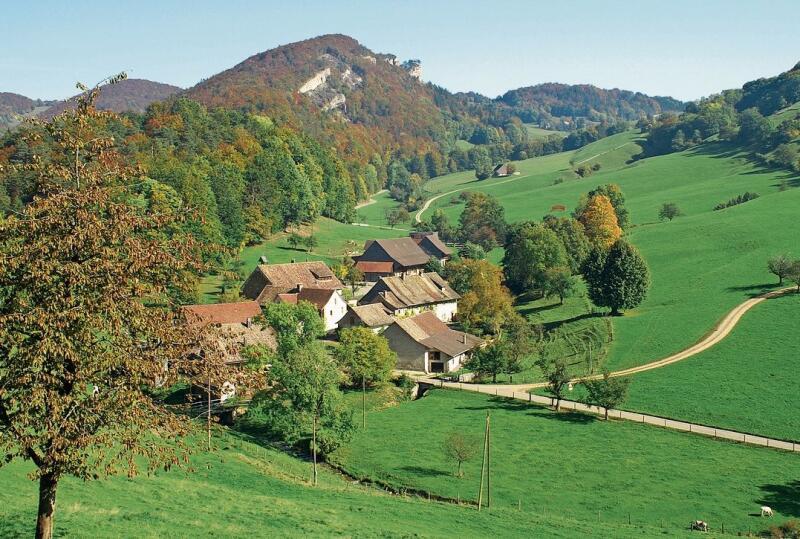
[399,465,450,478]
[454,395,597,425]
[726,282,783,297]
[758,480,800,518]
[542,311,606,331]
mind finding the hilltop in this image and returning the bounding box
[0,92,55,130]
[39,78,181,118]
[499,83,684,128]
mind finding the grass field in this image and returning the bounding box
[0,426,689,538]
[331,389,800,536]
[524,124,567,140]
[420,135,800,375]
[200,217,405,302]
[617,291,800,440]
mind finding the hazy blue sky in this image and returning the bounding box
[2,0,798,101]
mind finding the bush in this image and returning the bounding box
[713,191,760,210]
[768,520,799,539]
[394,374,416,401]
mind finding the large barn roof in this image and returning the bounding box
[394,311,482,357]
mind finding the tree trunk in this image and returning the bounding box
[492,372,497,383]
[604,408,609,420]
[555,397,561,411]
[36,473,59,539]
[312,413,318,487]
[611,307,620,316]
[457,460,462,477]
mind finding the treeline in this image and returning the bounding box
[640,62,800,173]
[0,98,366,250]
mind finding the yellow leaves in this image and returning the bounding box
[579,194,621,249]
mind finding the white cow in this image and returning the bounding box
[690,520,709,532]
[761,506,774,517]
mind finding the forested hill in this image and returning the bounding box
[0,93,55,131]
[498,83,684,128]
[184,34,445,167]
[737,61,800,115]
[39,79,181,119]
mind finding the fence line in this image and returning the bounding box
[430,379,799,452]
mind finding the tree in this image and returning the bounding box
[441,431,480,477]
[465,341,507,383]
[738,108,774,147]
[581,371,631,420]
[502,222,569,296]
[385,206,411,228]
[788,260,800,292]
[458,192,506,250]
[544,267,577,304]
[542,215,590,274]
[448,259,515,334]
[768,254,793,285]
[287,232,303,250]
[538,357,570,411]
[262,301,325,357]
[584,240,650,315]
[334,328,397,387]
[575,184,630,229]
[578,194,621,249]
[658,202,682,221]
[251,342,353,486]
[460,242,487,260]
[303,234,319,252]
[0,76,219,539]
[471,147,493,180]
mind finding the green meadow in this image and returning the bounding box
[331,389,800,536]
[620,291,800,441]
[0,427,681,538]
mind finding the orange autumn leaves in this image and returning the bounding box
[579,194,622,249]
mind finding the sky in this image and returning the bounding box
[2,0,799,102]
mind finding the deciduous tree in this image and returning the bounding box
[503,222,569,296]
[767,254,793,285]
[578,195,621,249]
[335,328,397,387]
[581,371,631,420]
[0,76,219,539]
[442,431,480,477]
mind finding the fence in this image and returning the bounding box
[425,380,800,453]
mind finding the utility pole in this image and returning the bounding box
[477,412,490,511]
[362,377,367,429]
[206,370,212,452]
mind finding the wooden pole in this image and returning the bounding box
[312,413,318,486]
[477,412,489,511]
[206,371,212,452]
[362,377,366,429]
[486,413,491,509]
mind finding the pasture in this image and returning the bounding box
[330,389,800,535]
[620,291,800,440]
[0,428,676,538]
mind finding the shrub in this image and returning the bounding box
[713,191,760,210]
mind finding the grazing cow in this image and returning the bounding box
[761,506,774,517]
[690,520,709,532]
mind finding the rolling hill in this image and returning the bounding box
[39,78,181,118]
[0,92,55,131]
[499,83,684,127]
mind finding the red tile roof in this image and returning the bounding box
[182,301,262,326]
[355,260,394,273]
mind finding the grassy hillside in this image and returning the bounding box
[620,292,800,440]
[420,134,799,374]
[0,427,683,538]
[331,389,800,536]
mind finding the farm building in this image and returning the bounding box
[354,233,451,282]
[358,272,459,322]
[338,303,395,333]
[241,261,346,332]
[493,163,510,177]
[382,311,482,373]
[275,286,348,332]
[181,300,275,401]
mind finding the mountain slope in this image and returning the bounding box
[40,78,181,118]
[499,83,684,127]
[737,60,800,115]
[0,92,55,131]
[185,34,442,164]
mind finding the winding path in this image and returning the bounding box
[438,286,795,394]
[413,287,799,450]
[415,173,527,223]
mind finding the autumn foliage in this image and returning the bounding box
[578,194,622,249]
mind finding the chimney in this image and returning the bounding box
[461,333,467,344]
[297,283,303,292]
